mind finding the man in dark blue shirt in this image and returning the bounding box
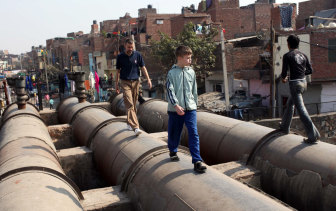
[279,34,320,143]
[115,39,152,136]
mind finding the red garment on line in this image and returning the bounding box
[94,71,100,93]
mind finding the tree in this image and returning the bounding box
[150,22,218,78]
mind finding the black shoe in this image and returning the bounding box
[303,138,317,144]
[278,123,289,134]
[194,161,207,173]
[303,138,318,144]
[169,152,180,161]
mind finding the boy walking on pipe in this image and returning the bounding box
[166,45,207,173]
[279,34,320,143]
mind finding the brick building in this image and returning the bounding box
[170,13,212,37]
[205,37,271,106]
[296,0,336,28]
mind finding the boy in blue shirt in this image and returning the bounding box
[166,45,206,173]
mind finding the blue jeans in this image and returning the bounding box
[168,110,203,163]
[280,80,320,140]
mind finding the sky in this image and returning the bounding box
[0,0,305,54]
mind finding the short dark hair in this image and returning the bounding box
[175,45,192,58]
[125,38,134,45]
[287,34,300,49]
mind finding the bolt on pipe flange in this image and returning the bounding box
[15,76,28,110]
[74,72,86,103]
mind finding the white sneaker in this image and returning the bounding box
[126,124,133,131]
[134,128,142,136]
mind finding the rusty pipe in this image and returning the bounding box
[110,93,126,116]
[110,93,140,116]
[0,103,83,210]
[58,98,292,210]
[136,99,336,210]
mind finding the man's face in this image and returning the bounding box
[125,43,134,55]
[179,54,192,67]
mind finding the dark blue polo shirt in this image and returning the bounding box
[116,51,145,80]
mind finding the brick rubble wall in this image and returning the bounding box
[255,112,336,144]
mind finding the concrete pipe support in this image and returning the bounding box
[0,103,83,211]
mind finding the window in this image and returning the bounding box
[329,39,336,63]
[213,83,222,92]
[156,19,164,24]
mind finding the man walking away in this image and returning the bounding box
[279,34,320,144]
[115,39,152,136]
[166,45,207,173]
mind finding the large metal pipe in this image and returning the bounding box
[135,99,336,210]
[110,93,140,116]
[58,98,291,210]
[0,103,83,210]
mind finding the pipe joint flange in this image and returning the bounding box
[87,117,127,148]
[121,145,190,192]
[70,105,108,124]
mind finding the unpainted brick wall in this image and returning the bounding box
[240,7,255,34]
[310,30,336,80]
[225,45,264,73]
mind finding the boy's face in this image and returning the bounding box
[178,54,192,67]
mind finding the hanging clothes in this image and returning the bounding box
[280,5,293,28]
[64,74,69,90]
[59,73,65,93]
[89,72,95,89]
[25,76,29,90]
[94,71,100,94]
[99,77,104,88]
[28,76,33,91]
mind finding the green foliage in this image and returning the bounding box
[150,22,218,77]
[101,30,107,38]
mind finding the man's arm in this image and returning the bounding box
[281,54,289,83]
[115,69,120,94]
[140,66,152,89]
[115,55,121,94]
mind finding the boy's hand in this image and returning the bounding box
[282,76,288,83]
[174,105,185,116]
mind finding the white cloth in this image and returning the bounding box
[89,72,95,88]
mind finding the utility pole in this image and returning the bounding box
[43,50,49,93]
[19,54,23,70]
[3,81,10,105]
[131,34,136,50]
[271,24,276,118]
[220,29,230,111]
